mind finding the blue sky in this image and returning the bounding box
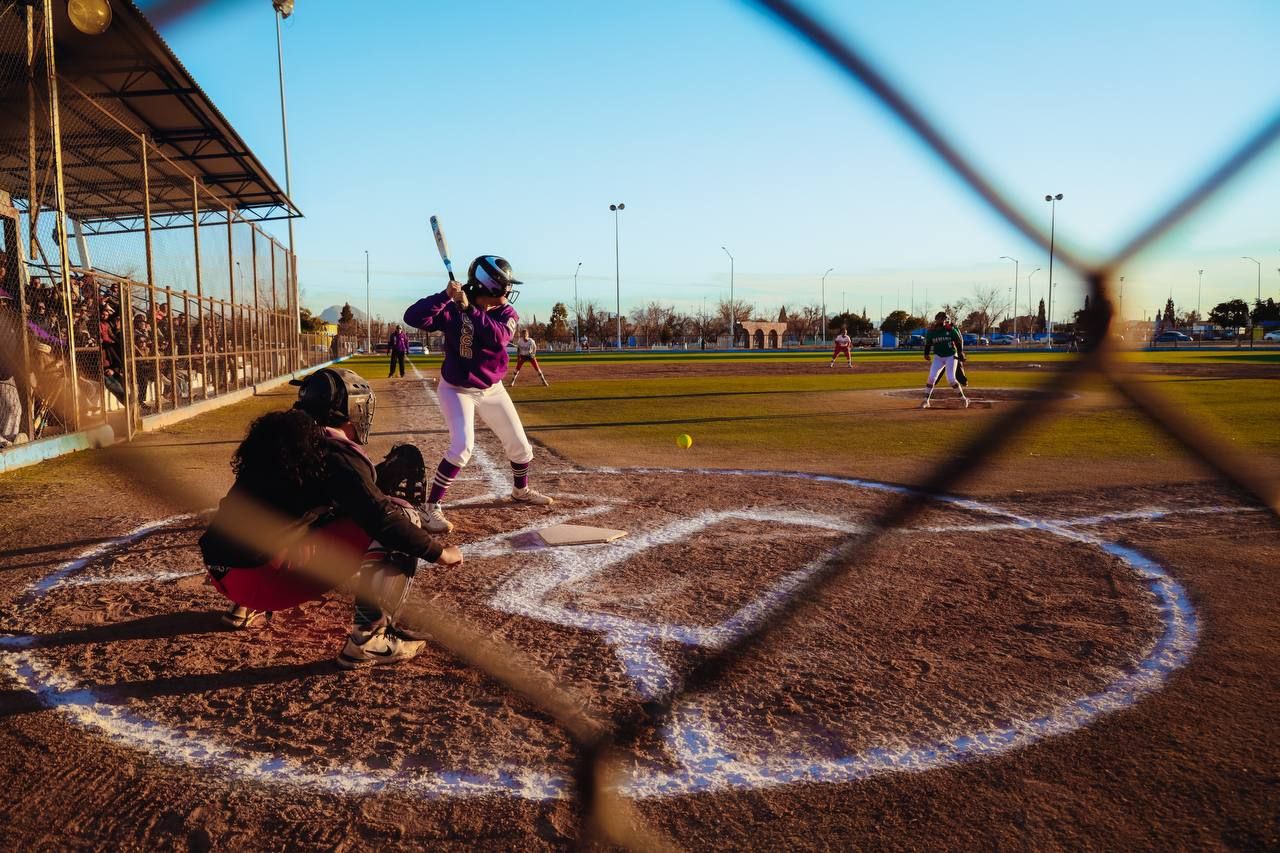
[144,0,1280,325]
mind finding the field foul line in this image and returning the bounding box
[0,376,1237,802]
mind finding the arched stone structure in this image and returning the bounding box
[739,321,788,350]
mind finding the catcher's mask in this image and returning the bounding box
[293,367,375,444]
[463,255,522,304]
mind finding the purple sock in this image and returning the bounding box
[429,459,461,504]
[511,460,530,490]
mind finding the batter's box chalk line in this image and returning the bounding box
[2,468,1240,801]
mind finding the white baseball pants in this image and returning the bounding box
[437,379,534,467]
[926,355,959,387]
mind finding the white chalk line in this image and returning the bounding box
[0,373,1240,802]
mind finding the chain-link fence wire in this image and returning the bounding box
[7,0,1280,848]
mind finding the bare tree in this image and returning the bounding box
[967,286,1004,336]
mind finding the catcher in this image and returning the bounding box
[199,367,463,668]
[921,311,969,408]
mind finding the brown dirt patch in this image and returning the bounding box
[0,373,1277,849]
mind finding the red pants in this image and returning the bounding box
[515,354,540,371]
[831,345,851,359]
[208,517,371,612]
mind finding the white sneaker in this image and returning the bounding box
[336,626,424,669]
[511,486,554,506]
[540,374,549,386]
[424,502,453,533]
[221,604,265,629]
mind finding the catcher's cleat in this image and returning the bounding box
[511,486,554,506]
[221,604,265,629]
[424,502,454,533]
[336,626,424,669]
[376,443,427,506]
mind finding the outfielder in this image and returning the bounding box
[404,255,553,534]
[510,328,548,386]
[829,327,853,368]
[199,368,463,668]
[921,311,969,408]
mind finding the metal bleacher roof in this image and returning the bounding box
[0,0,299,228]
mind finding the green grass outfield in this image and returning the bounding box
[337,352,1280,464]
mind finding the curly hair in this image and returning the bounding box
[231,409,327,510]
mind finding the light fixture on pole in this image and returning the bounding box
[1000,255,1019,340]
[609,203,624,349]
[364,250,371,354]
[820,267,833,343]
[722,246,735,347]
[1242,256,1261,340]
[573,261,582,351]
[1044,193,1063,348]
[272,0,299,341]
[68,0,112,35]
[1197,269,1204,320]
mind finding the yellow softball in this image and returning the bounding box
[676,433,693,449]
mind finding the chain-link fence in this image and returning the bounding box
[2,0,1278,848]
[0,0,308,447]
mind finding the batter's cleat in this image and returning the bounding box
[424,502,454,534]
[222,604,265,629]
[336,626,424,669]
[511,486,554,506]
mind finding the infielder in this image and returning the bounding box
[510,328,548,386]
[921,311,968,408]
[829,327,853,368]
[199,368,463,668]
[404,255,554,535]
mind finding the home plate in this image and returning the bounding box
[537,523,629,546]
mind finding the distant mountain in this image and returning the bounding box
[319,304,367,324]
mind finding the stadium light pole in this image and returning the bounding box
[820,267,834,343]
[272,0,298,340]
[1242,256,1261,343]
[1044,193,1063,348]
[1027,267,1041,340]
[722,246,735,347]
[572,261,582,351]
[364,250,371,353]
[1197,268,1204,320]
[1000,255,1019,340]
[610,204,624,349]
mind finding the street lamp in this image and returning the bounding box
[821,267,834,343]
[1027,267,1041,340]
[722,246,735,347]
[1119,275,1125,327]
[610,203,624,349]
[1044,193,1063,348]
[1242,256,1261,303]
[1197,269,1204,320]
[572,261,583,351]
[1000,255,1019,340]
[272,0,298,341]
[364,250,371,353]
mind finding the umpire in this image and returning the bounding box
[388,324,409,378]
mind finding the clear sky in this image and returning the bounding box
[142,0,1280,326]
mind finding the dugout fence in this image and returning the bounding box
[0,0,304,447]
[1,1,1278,850]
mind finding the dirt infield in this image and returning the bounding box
[1,369,1277,849]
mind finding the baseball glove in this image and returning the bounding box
[376,443,427,506]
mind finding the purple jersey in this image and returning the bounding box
[404,290,518,389]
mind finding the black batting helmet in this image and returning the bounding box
[463,255,522,303]
[293,367,376,444]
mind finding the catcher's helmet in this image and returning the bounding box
[294,367,376,444]
[463,255,522,303]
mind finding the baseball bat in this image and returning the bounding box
[429,215,457,282]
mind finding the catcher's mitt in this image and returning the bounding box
[376,443,427,506]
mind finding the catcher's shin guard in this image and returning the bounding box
[376,443,427,506]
